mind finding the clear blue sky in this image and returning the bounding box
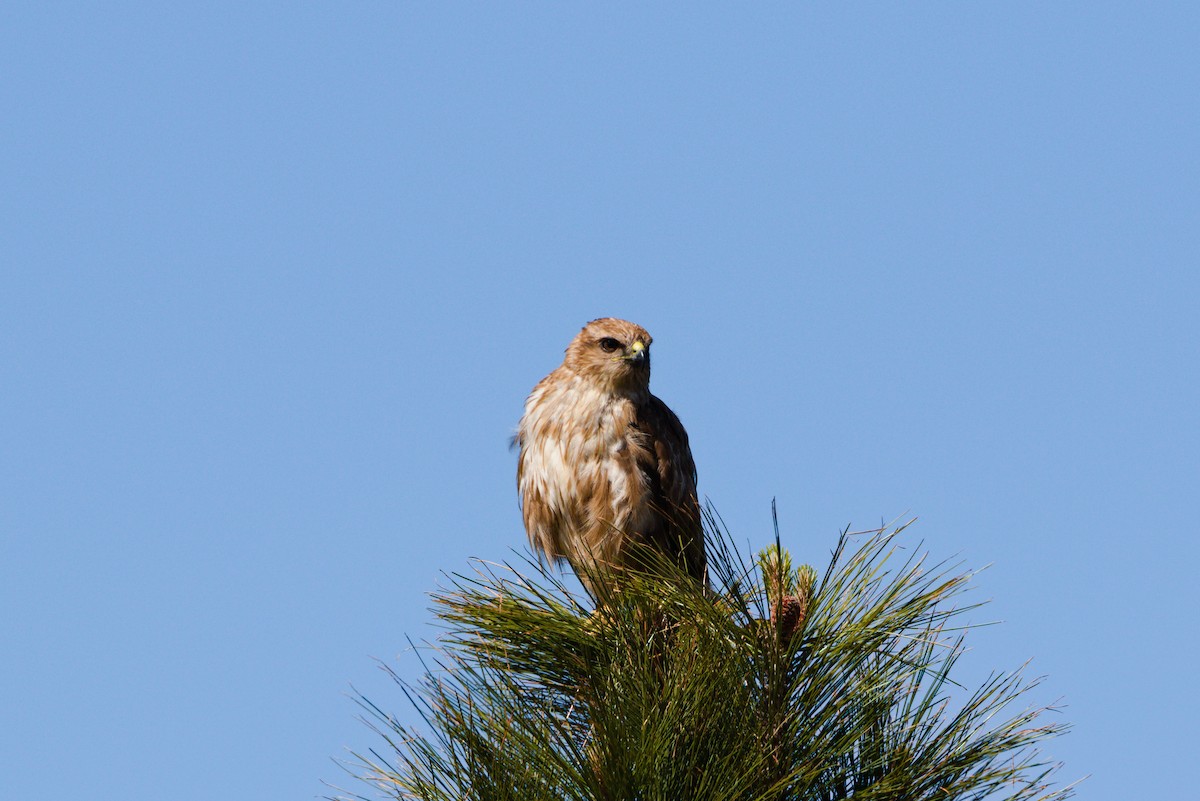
[2,4,1196,799]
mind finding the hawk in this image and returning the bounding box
[516,318,706,595]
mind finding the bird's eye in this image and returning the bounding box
[598,337,622,353]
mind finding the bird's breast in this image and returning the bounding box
[519,377,647,519]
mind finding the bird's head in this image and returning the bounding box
[564,318,653,393]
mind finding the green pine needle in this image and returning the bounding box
[342,509,1073,801]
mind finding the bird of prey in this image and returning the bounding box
[515,318,705,596]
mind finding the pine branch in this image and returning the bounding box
[341,508,1073,801]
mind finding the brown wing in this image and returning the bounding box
[634,394,706,583]
[514,407,570,567]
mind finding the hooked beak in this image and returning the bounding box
[626,339,647,363]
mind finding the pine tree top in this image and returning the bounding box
[341,509,1075,801]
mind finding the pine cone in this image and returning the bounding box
[773,593,808,640]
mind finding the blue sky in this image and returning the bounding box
[2,4,1196,799]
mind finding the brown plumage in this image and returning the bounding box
[515,318,705,595]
